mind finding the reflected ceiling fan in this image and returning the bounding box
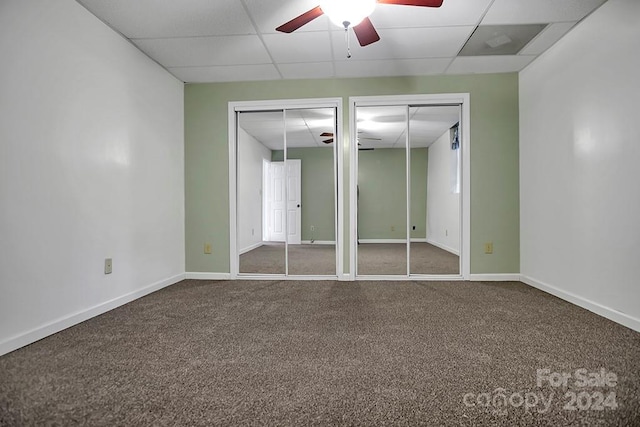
[276,0,444,50]
[321,132,335,144]
[321,132,381,145]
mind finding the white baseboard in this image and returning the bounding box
[185,272,231,280]
[521,275,640,333]
[469,274,521,281]
[239,241,264,255]
[301,240,336,245]
[0,273,185,357]
[358,238,427,244]
[426,238,460,256]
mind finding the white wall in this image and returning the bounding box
[519,0,640,331]
[426,130,460,254]
[0,0,185,355]
[237,128,271,253]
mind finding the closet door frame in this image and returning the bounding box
[228,98,343,280]
[349,94,471,281]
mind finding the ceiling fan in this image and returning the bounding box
[321,132,381,144]
[276,0,444,49]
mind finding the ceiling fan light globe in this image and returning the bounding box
[320,0,376,28]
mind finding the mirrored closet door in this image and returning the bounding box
[235,106,338,277]
[355,103,462,277]
[356,105,408,275]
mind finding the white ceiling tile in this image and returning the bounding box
[169,64,280,83]
[287,129,318,147]
[370,0,493,28]
[299,108,335,121]
[519,22,576,55]
[263,32,333,63]
[335,58,451,78]
[279,62,335,79]
[418,107,459,118]
[332,26,475,61]
[446,55,536,74]
[77,0,607,81]
[243,0,332,34]
[240,111,284,122]
[482,0,607,25]
[133,36,272,67]
[77,0,256,38]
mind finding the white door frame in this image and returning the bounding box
[285,159,302,245]
[229,98,343,280]
[349,94,471,281]
[262,159,270,242]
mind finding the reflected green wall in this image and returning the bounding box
[357,148,428,239]
[271,147,427,242]
[185,73,519,274]
[272,148,335,242]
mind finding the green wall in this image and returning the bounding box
[272,148,335,242]
[185,73,520,274]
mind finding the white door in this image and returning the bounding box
[286,159,302,245]
[267,160,301,244]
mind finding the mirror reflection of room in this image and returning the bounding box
[237,108,337,276]
[356,104,461,276]
[410,106,461,275]
[357,106,408,275]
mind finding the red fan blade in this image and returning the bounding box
[276,6,324,33]
[323,138,334,144]
[353,17,380,47]
[376,0,443,7]
[320,132,334,137]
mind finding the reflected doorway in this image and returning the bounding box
[231,100,342,278]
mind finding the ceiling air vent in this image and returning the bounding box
[459,24,547,56]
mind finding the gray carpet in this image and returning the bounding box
[240,243,336,275]
[359,242,459,275]
[1,280,639,426]
[239,242,459,276]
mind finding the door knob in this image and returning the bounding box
[297,204,300,208]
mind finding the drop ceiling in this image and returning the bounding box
[76,0,607,83]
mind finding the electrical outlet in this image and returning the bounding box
[251,228,254,236]
[484,242,493,254]
[204,243,212,254]
[310,225,315,231]
[104,258,112,275]
[391,225,395,232]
